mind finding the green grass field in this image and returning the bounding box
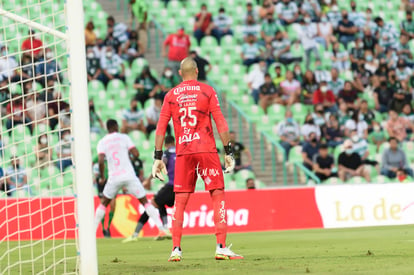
[97,225,414,275]
[2,225,414,274]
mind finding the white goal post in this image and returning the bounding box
[0,0,98,274]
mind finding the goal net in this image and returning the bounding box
[0,0,97,274]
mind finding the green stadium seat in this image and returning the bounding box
[245,105,265,122]
[267,104,286,122]
[200,36,218,49]
[256,115,276,133]
[234,169,255,184]
[323,177,342,185]
[291,103,308,123]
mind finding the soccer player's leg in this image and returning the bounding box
[122,211,149,243]
[153,184,174,240]
[169,155,196,262]
[201,153,243,260]
[126,177,166,234]
[94,179,117,232]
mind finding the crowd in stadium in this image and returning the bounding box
[2,0,414,198]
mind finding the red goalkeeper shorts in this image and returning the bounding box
[174,153,225,193]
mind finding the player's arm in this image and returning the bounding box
[98,153,106,185]
[152,94,171,180]
[209,90,235,173]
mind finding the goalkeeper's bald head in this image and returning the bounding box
[179,57,198,80]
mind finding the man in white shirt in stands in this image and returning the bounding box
[211,7,233,44]
[247,59,266,104]
[100,47,125,86]
[121,98,146,134]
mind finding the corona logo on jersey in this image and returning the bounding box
[173,85,200,95]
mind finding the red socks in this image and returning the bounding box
[172,192,190,248]
[211,189,227,247]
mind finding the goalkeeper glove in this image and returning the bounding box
[152,150,167,181]
[223,142,235,173]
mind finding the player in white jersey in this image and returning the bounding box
[94,119,170,238]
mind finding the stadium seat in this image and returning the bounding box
[267,104,286,122]
[288,146,303,164]
[200,36,218,49]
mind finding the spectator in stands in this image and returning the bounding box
[275,0,299,26]
[0,46,18,83]
[301,0,321,22]
[211,7,233,43]
[324,114,344,148]
[103,30,122,55]
[133,66,159,107]
[86,47,102,82]
[244,2,259,22]
[159,67,179,95]
[292,63,303,83]
[84,21,97,47]
[300,13,320,69]
[5,156,29,196]
[260,13,283,45]
[381,137,414,178]
[0,85,10,116]
[279,70,300,106]
[362,27,378,53]
[58,100,71,130]
[272,64,286,87]
[301,70,318,104]
[313,144,337,182]
[327,68,344,97]
[259,73,280,113]
[302,113,321,142]
[370,121,386,153]
[397,34,413,68]
[122,30,144,64]
[396,168,412,183]
[270,30,295,65]
[35,134,52,169]
[314,60,331,83]
[36,48,61,86]
[189,50,211,82]
[359,100,375,132]
[349,37,365,71]
[55,130,72,172]
[330,40,349,72]
[373,78,392,113]
[396,59,412,84]
[230,131,253,173]
[129,0,148,51]
[338,140,370,182]
[25,92,46,127]
[258,0,274,19]
[327,5,341,31]
[302,132,320,170]
[100,47,125,86]
[21,29,43,59]
[350,129,378,167]
[317,12,334,48]
[241,34,264,68]
[374,17,399,50]
[45,89,69,130]
[6,94,32,135]
[89,99,104,134]
[145,93,163,135]
[385,109,414,142]
[401,11,414,40]
[401,103,414,124]
[312,81,337,113]
[242,15,261,42]
[348,1,363,26]
[311,104,327,129]
[193,4,214,45]
[338,81,359,109]
[121,98,146,134]
[162,27,191,76]
[38,79,55,102]
[337,9,357,49]
[277,109,301,160]
[247,59,266,104]
[19,54,36,81]
[246,178,256,190]
[389,82,411,114]
[0,166,5,196]
[106,16,129,45]
[344,110,368,139]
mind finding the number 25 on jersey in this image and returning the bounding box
[179,107,197,127]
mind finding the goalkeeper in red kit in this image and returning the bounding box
[152,57,244,262]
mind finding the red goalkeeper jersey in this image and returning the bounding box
[155,80,228,156]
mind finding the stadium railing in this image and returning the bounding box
[292,162,321,185]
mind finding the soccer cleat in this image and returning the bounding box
[103,229,111,238]
[215,244,244,260]
[122,235,138,243]
[168,247,182,262]
[155,229,172,241]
